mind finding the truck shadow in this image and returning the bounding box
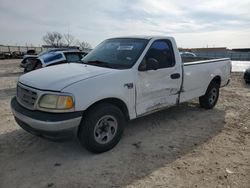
[0,102,226,187]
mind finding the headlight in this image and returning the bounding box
[39,94,74,110]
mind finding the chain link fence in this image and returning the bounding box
[0,45,46,59]
[0,45,44,53]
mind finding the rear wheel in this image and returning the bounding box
[245,79,250,84]
[199,81,220,109]
[78,103,125,153]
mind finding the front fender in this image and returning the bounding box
[62,70,137,119]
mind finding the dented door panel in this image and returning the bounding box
[136,66,181,116]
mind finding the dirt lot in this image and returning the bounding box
[0,59,249,188]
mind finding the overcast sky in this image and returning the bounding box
[0,0,250,48]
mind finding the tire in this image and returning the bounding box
[245,80,250,84]
[78,103,125,153]
[199,81,220,109]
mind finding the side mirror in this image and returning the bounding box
[146,58,159,71]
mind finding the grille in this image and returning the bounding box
[17,85,37,109]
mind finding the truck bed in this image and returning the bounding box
[182,57,230,66]
[180,58,231,103]
[182,56,228,63]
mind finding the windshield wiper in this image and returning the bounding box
[82,60,113,68]
[81,60,129,69]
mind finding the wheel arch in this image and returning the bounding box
[83,97,130,121]
[211,75,221,87]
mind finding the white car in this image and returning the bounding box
[21,48,87,72]
[11,36,231,153]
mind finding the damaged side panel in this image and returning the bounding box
[135,67,182,116]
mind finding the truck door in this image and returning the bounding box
[136,39,182,116]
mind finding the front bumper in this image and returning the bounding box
[11,97,83,140]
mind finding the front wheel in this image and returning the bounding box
[199,81,220,109]
[78,103,125,153]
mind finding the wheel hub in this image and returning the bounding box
[94,115,117,144]
[209,88,217,105]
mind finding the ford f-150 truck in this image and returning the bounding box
[11,36,231,153]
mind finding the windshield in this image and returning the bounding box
[82,38,149,69]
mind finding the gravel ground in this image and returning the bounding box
[0,59,249,188]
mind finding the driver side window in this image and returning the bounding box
[144,40,175,69]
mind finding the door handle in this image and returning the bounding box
[170,73,180,79]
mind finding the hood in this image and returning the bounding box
[19,63,113,91]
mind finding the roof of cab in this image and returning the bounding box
[109,35,173,40]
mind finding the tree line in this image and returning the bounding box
[42,32,92,50]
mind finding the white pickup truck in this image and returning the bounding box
[11,36,231,153]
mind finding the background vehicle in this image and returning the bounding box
[26,49,36,55]
[244,68,250,83]
[3,52,12,59]
[12,51,25,59]
[11,36,231,153]
[20,50,38,65]
[20,48,79,68]
[0,52,5,59]
[21,48,87,72]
